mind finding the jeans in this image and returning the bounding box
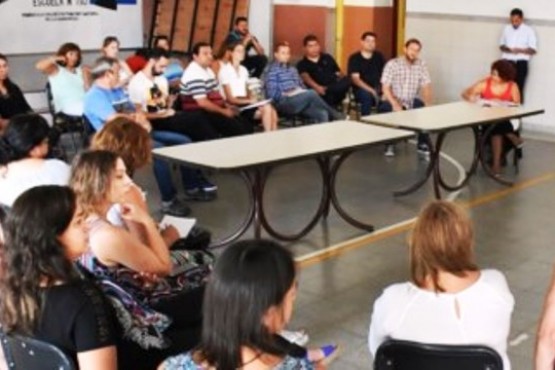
[355,89,378,116]
[243,54,268,78]
[151,130,196,202]
[378,98,429,146]
[276,90,343,123]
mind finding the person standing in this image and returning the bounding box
[499,8,537,102]
[348,32,386,116]
[379,38,432,157]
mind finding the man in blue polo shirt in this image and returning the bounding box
[84,57,208,216]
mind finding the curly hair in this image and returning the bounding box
[0,186,79,334]
[491,59,517,82]
[56,42,82,68]
[90,117,151,175]
[70,150,119,217]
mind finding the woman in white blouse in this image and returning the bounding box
[101,36,134,88]
[368,200,514,369]
[218,42,278,131]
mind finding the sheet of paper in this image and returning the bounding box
[477,99,519,108]
[160,216,196,237]
[238,99,272,112]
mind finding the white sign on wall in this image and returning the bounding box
[0,0,143,55]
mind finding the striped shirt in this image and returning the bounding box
[264,62,305,102]
[381,57,431,109]
[180,61,224,110]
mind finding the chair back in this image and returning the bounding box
[374,339,503,370]
[0,331,76,370]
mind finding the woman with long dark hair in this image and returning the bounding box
[160,240,338,370]
[0,114,70,207]
[0,186,118,370]
[0,54,33,132]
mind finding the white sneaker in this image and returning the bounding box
[280,329,309,346]
[384,145,395,157]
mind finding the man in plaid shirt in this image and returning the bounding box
[379,38,433,157]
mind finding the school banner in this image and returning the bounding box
[0,0,143,55]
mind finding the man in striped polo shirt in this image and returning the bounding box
[264,42,344,123]
[180,42,251,137]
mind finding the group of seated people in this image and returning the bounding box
[0,19,524,216]
[0,16,534,369]
[2,163,551,370]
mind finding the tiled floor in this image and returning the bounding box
[133,127,555,369]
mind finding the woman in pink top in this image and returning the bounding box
[462,59,523,175]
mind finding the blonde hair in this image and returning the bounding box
[410,201,478,292]
[69,150,119,216]
[90,117,151,175]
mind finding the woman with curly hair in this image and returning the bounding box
[462,59,523,175]
[0,185,118,370]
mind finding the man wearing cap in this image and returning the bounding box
[84,57,205,216]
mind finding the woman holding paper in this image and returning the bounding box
[69,150,213,305]
[218,41,278,131]
[462,59,523,176]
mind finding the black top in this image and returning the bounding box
[297,53,340,87]
[0,80,32,119]
[36,280,117,365]
[347,51,386,92]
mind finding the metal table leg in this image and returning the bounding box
[328,151,375,232]
[209,170,257,248]
[258,160,330,241]
[393,134,437,197]
[436,126,481,192]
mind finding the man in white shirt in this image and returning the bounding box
[128,48,218,200]
[499,8,537,102]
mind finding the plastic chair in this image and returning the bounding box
[374,339,503,370]
[0,330,76,370]
[46,82,88,156]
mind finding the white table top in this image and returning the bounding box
[152,120,413,170]
[361,101,544,132]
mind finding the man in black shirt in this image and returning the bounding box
[225,17,268,78]
[297,34,351,108]
[347,32,386,116]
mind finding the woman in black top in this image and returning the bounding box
[0,54,33,131]
[0,185,118,370]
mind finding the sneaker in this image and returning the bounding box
[197,175,218,193]
[161,198,191,217]
[184,188,217,202]
[417,142,430,154]
[384,144,395,157]
[280,329,309,346]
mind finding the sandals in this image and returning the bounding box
[307,344,340,366]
